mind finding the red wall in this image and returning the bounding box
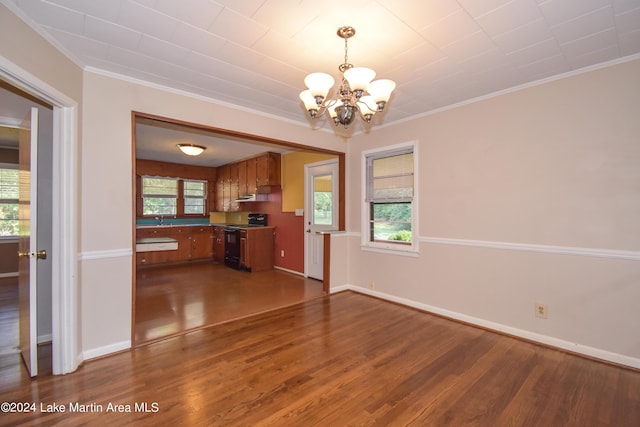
[251,187,304,274]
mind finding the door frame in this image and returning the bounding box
[0,58,80,374]
[131,113,345,341]
[304,159,339,281]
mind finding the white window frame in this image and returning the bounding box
[361,141,419,256]
[0,163,19,239]
[183,179,207,216]
[141,176,178,216]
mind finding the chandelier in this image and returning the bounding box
[299,26,396,129]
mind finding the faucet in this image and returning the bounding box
[155,215,164,226]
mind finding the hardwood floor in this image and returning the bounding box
[0,277,19,355]
[135,261,325,344]
[1,291,639,426]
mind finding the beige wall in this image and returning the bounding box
[345,59,640,367]
[80,71,347,355]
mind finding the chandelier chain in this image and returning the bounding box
[344,37,348,67]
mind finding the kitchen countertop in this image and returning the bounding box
[136,224,211,229]
[136,223,275,230]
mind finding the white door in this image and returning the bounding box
[18,107,40,377]
[304,159,339,280]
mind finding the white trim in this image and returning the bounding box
[0,55,80,375]
[85,67,330,134]
[0,272,18,278]
[421,236,640,261]
[82,340,131,361]
[339,285,640,370]
[273,266,305,276]
[79,248,133,261]
[345,231,640,261]
[361,141,419,254]
[360,245,419,257]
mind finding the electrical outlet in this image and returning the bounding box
[535,303,548,319]
[281,250,285,257]
[370,281,375,290]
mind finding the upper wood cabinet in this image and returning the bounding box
[246,157,257,194]
[256,152,280,188]
[238,160,248,195]
[213,152,280,212]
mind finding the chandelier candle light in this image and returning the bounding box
[300,26,396,129]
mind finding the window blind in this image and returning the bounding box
[366,147,413,203]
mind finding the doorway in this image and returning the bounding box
[0,84,53,375]
[304,159,339,280]
[0,59,79,375]
[131,112,345,346]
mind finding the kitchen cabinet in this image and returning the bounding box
[237,160,247,195]
[213,153,280,212]
[136,226,213,266]
[239,227,275,272]
[246,157,257,194]
[256,152,280,188]
[229,163,240,212]
[191,226,214,260]
[213,226,225,262]
[215,176,225,212]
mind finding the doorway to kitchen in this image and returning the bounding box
[131,112,345,347]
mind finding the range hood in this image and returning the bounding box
[236,193,257,202]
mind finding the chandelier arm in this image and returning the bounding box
[356,98,377,111]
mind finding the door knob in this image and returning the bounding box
[17,250,47,259]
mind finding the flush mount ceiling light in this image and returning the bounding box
[177,144,206,156]
[299,26,396,129]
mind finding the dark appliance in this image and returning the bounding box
[224,227,241,269]
[248,213,267,226]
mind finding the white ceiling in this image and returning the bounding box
[3,0,640,162]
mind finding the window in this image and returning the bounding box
[142,177,178,215]
[0,166,19,237]
[363,144,416,252]
[184,180,207,215]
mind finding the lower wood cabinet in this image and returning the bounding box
[239,227,275,272]
[191,226,214,260]
[213,226,225,262]
[136,225,213,266]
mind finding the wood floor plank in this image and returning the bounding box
[1,291,639,426]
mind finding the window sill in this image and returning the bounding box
[360,245,420,258]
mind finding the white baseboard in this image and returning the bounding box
[274,266,305,276]
[337,285,640,370]
[82,340,130,361]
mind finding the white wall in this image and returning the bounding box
[344,58,640,368]
[80,71,347,357]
